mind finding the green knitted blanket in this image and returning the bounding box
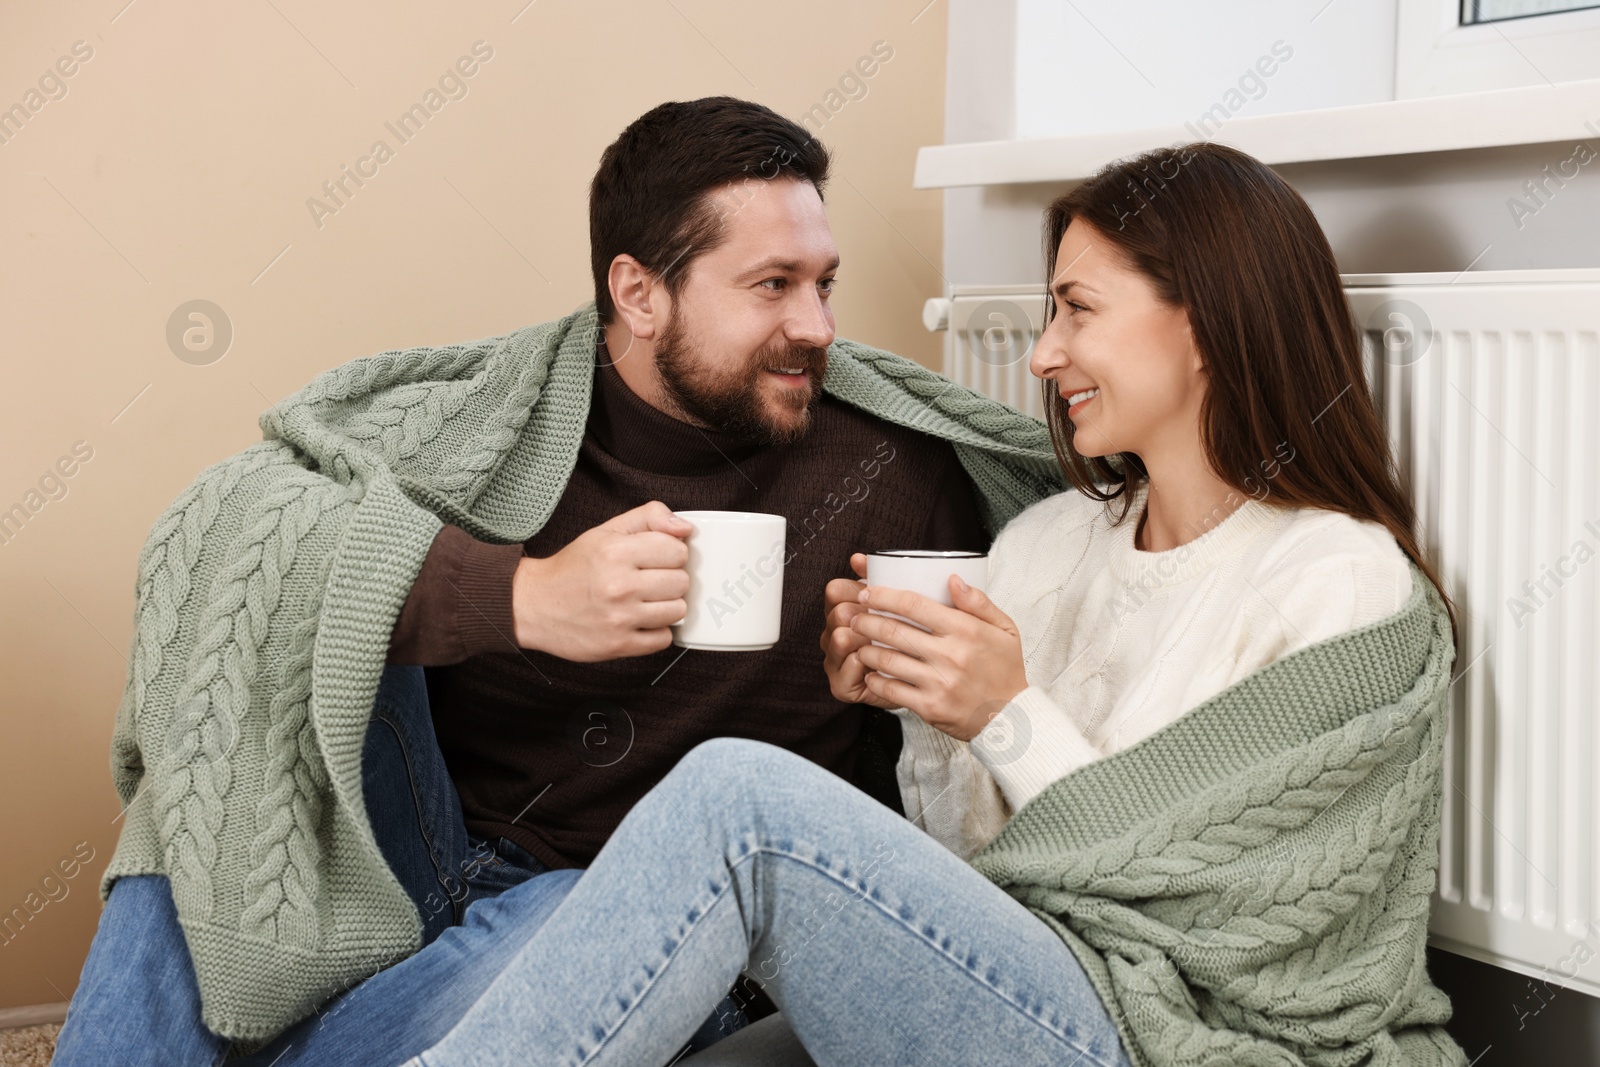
[968,558,1466,1067]
[100,300,1065,1042]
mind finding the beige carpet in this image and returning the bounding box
[0,1024,58,1067]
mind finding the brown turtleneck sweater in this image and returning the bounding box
[387,340,989,870]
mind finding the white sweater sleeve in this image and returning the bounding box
[890,687,1108,855]
[966,686,1107,813]
[891,708,1014,860]
[966,687,1107,812]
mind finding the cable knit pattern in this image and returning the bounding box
[427,332,570,502]
[239,504,340,948]
[99,301,1067,1042]
[966,558,1465,1067]
[158,473,343,923]
[128,443,296,748]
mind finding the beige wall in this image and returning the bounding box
[0,0,945,1011]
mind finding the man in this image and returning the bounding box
[54,96,1063,1066]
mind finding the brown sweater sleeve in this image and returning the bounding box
[386,524,525,666]
[920,445,992,553]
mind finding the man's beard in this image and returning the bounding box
[653,306,827,447]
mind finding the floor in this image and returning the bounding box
[0,1023,58,1067]
[1427,946,1600,1064]
[6,960,1595,1064]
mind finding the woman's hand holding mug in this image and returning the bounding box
[821,551,1030,740]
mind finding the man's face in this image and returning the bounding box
[653,177,840,446]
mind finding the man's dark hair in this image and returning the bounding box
[589,96,832,327]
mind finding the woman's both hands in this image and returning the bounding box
[820,552,1030,742]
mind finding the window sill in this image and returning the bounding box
[913,77,1600,188]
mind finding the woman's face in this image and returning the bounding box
[1029,217,1205,462]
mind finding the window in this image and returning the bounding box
[1397,0,1600,96]
[1462,0,1600,23]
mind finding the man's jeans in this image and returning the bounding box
[52,665,747,1066]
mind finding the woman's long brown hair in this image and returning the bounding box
[1039,141,1458,653]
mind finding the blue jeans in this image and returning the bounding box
[404,737,1133,1067]
[52,665,747,1066]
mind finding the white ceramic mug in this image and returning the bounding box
[864,549,989,680]
[671,511,787,651]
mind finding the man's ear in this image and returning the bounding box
[609,254,663,341]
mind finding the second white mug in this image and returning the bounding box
[864,549,989,680]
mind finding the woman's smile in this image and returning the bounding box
[1064,386,1100,417]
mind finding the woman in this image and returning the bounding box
[401,143,1467,1067]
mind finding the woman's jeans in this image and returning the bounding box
[405,736,1133,1067]
[51,665,747,1066]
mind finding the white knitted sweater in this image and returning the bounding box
[892,479,1415,860]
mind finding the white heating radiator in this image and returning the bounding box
[927,269,1600,995]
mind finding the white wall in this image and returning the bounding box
[1013,0,1395,140]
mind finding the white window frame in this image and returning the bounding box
[1396,0,1600,97]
